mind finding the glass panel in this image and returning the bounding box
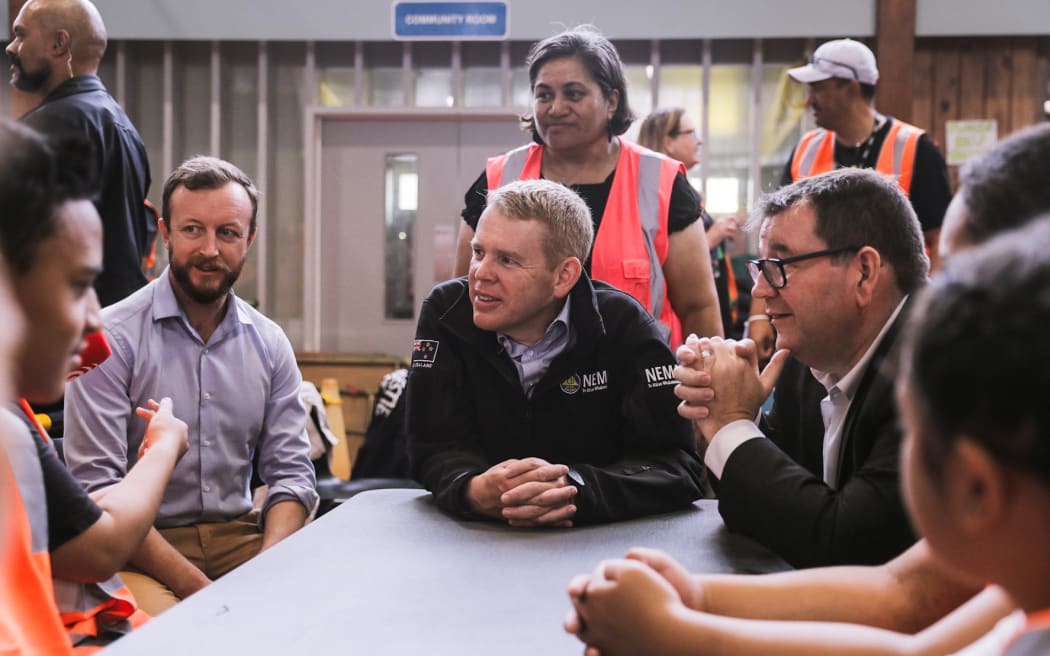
[320,68,356,107]
[622,64,652,143]
[317,42,356,107]
[415,68,454,107]
[413,42,452,107]
[511,67,532,108]
[759,63,806,194]
[385,154,417,320]
[369,67,405,106]
[706,64,752,220]
[463,67,502,107]
[656,64,705,175]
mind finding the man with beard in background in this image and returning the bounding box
[7,0,154,307]
[63,156,318,616]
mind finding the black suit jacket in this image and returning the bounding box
[716,305,916,568]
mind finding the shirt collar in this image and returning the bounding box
[811,296,908,400]
[496,296,572,355]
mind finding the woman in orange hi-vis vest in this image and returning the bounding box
[638,108,742,339]
[453,26,723,346]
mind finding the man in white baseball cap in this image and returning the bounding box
[783,39,950,265]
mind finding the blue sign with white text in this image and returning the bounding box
[393,2,508,40]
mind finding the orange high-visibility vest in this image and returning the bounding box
[486,140,684,345]
[15,401,150,652]
[789,119,924,197]
[0,431,75,655]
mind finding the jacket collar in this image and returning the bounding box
[37,74,106,105]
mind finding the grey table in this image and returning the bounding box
[104,489,790,655]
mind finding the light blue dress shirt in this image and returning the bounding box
[497,298,572,399]
[64,269,318,528]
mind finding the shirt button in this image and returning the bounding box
[203,485,211,493]
[203,348,209,355]
[202,440,211,447]
[203,392,212,401]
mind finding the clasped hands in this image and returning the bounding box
[564,548,702,656]
[467,457,578,528]
[672,334,789,448]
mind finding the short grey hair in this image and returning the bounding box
[484,179,594,267]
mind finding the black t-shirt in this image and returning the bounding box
[780,116,951,234]
[461,167,702,271]
[23,418,104,551]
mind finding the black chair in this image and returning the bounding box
[308,388,420,518]
[313,452,420,517]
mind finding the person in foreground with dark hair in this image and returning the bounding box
[452,25,722,345]
[409,179,703,527]
[0,118,187,650]
[64,156,318,616]
[564,123,1050,656]
[565,216,1050,656]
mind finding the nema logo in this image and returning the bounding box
[645,364,677,388]
[560,374,581,395]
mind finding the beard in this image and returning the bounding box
[9,55,51,93]
[168,249,244,305]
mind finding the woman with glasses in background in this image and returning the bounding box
[638,108,742,338]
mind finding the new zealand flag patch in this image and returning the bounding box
[412,340,439,368]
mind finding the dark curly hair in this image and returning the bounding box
[0,120,97,274]
[957,123,1050,245]
[904,217,1050,490]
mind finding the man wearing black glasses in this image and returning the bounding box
[782,39,950,269]
[674,167,928,568]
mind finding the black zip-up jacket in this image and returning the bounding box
[407,273,703,525]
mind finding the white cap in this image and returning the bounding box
[788,39,879,86]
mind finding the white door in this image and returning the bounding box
[316,114,525,358]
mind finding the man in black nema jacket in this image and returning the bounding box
[408,179,703,527]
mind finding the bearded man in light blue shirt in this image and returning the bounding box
[64,156,318,616]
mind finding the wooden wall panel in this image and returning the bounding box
[876,0,916,123]
[1011,37,1041,130]
[912,46,935,136]
[914,36,1049,190]
[931,41,961,150]
[958,41,986,120]
[985,38,1015,135]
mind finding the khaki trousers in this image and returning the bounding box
[121,512,263,616]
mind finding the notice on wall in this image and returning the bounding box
[945,120,998,166]
[392,2,508,40]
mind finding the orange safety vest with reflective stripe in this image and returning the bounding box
[485,140,685,345]
[789,119,924,197]
[0,419,75,655]
[15,401,150,652]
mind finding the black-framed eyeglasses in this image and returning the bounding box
[747,246,861,289]
[812,56,859,81]
[669,128,697,138]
